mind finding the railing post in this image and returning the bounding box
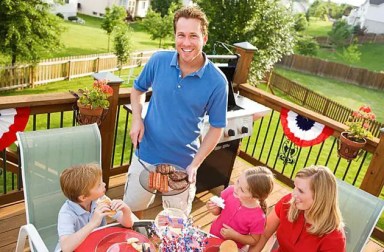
[360,128,384,196]
[233,42,257,87]
[92,72,123,189]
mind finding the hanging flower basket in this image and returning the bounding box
[338,131,366,161]
[74,80,113,125]
[77,101,104,125]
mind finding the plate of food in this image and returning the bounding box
[139,163,190,196]
[95,229,155,252]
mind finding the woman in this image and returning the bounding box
[250,165,346,252]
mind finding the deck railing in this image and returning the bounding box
[269,72,384,138]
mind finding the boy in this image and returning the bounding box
[56,163,133,252]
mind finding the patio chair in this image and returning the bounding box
[15,124,101,252]
[337,179,384,252]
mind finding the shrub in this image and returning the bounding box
[295,36,319,56]
[68,16,78,21]
[56,13,64,19]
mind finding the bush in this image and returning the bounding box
[294,13,308,32]
[328,20,353,48]
[68,16,78,21]
[295,36,319,56]
[56,13,64,19]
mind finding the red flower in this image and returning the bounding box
[359,105,371,113]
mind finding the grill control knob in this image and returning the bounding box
[241,126,249,134]
[227,129,236,137]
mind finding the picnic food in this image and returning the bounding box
[156,164,176,174]
[210,196,225,209]
[126,237,140,244]
[168,170,188,181]
[126,237,150,252]
[147,167,189,193]
[168,178,189,190]
[148,172,169,193]
[96,195,116,216]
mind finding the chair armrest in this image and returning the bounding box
[16,224,49,252]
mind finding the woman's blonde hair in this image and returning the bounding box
[245,166,274,214]
[288,165,344,235]
[60,163,102,202]
[173,6,209,36]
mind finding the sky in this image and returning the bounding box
[331,0,366,6]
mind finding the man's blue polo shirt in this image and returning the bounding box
[134,51,228,168]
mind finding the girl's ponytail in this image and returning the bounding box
[259,199,268,214]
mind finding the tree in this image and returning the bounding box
[113,26,133,76]
[328,20,353,48]
[0,0,64,66]
[150,0,182,17]
[294,13,308,32]
[341,43,361,64]
[101,5,127,52]
[196,0,295,81]
[142,4,176,48]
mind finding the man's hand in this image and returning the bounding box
[129,119,144,149]
[186,165,198,183]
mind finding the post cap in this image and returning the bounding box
[92,72,124,84]
[233,42,258,51]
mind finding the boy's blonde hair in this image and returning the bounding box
[60,163,102,202]
[245,166,274,214]
[173,6,209,36]
[287,165,344,235]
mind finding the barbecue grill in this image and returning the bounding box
[196,55,270,193]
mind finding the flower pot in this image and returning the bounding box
[77,101,104,125]
[338,132,366,161]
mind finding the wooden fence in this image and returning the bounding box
[277,54,384,90]
[315,34,384,45]
[269,72,384,138]
[0,50,157,91]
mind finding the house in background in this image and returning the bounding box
[46,0,78,19]
[346,0,384,34]
[78,0,150,18]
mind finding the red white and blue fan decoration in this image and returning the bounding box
[0,107,30,151]
[280,107,334,147]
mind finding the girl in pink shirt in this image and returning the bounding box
[207,166,274,250]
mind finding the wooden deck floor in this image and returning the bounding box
[0,157,383,251]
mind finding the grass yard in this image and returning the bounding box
[273,67,384,122]
[0,14,174,64]
[317,43,384,72]
[48,17,173,59]
[303,18,333,37]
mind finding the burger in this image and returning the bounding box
[96,195,117,216]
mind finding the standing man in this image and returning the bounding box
[124,6,228,217]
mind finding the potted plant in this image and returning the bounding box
[338,105,376,160]
[77,80,113,124]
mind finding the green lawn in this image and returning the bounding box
[303,18,333,37]
[1,14,174,64]
[317,44,384,72]
[273,67,384,122]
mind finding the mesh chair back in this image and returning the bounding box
[337,180,384,252]
[17,124,101,251]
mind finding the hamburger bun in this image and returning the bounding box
[219,240,237,251]
[96,195,117,216]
